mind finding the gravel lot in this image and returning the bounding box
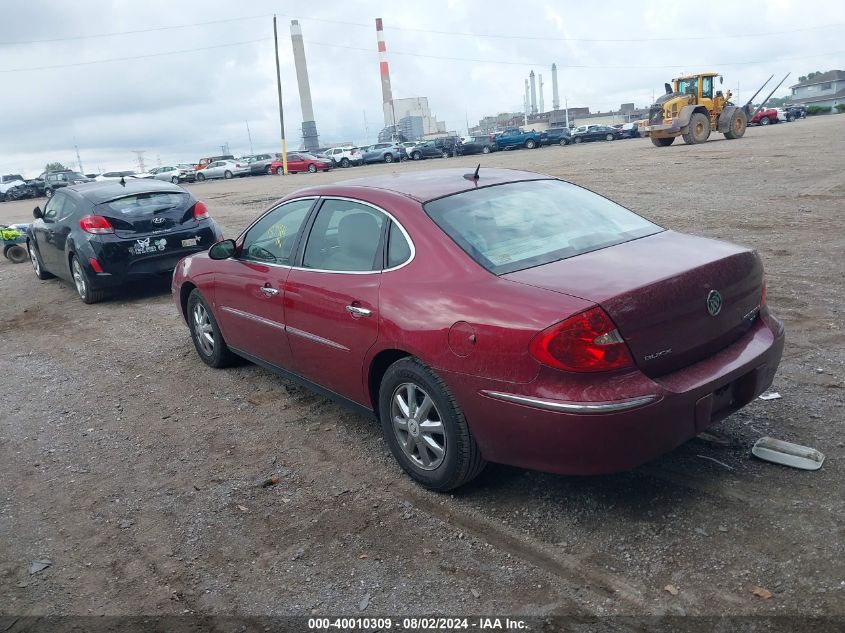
[1,116,843,621]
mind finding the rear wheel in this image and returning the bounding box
[411,152,421,160]
[340,157,350,168]
[606,133,614,141]
[71,255,104,304]
[384,153,394,163]
[223,170,233,179]
[724,108,748,139]
[683,112,711,144]
[187,289,235,368]
[266,165,274,175]
[196,173,206,181]
[171,176,180,184]
[481,146,491,154]
[379,358,486,491]
[525,139,536,149]
[276,167,284,175]
[574,136,583,144]
[307,163,317,173]
[28,242,53,279]
[441,150,449,158]
[651,136,675,147]
[559,139,568,146]
[4,244,27,263]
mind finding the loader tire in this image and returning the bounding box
[724,109,748,139]
[683,112,711,145]
[651,137,675,147]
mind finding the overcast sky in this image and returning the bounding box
[1,0,842,176]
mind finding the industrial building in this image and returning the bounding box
[290,20,320,152]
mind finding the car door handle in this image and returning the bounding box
[346,305,371,317]
[260,286,279,297]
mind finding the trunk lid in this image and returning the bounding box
[504,231,764,377]
[94,191,196,238]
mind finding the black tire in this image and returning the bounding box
[187,289,236,368]
[759,116,770,126]
[481,145,491,154]
[340,157,350,168]
[266,165,274,175]
[308,163,317,173]
[379,357,486,491]
[559,139,568,146]
[223,170,233,179]
[525,139,536,149]
[70,255,105,304]
[45,188,53,199]
[574,136,583,144]
[276,167,284,175]
[606,133,614,141]
[651,136,675,147]
[724,108,748,139]
[4,244,28,264]
[28,241,53,279]
[411,152,421,161]
[786,115,794,122]
[171,176,180,184]
[196,173,206,182]
[384,153,393,163]
[683,112,711,145]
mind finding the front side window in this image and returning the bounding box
[43,194,64,221]
[303,200,386,272]
[240,199,314,265]
[701,76,713,98]
[424,180,662,275]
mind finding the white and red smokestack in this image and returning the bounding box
[376,18,395,127]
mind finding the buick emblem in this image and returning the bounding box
[706,289,723,316]
[152,217,165,225]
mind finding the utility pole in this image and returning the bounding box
[132,150,146,173]
[74,144,84,174]
[273,15,288,175]
[245,120,254,155]
[564,97,569,129]
[363,110,369,145]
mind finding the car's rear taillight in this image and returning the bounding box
[79,215,114,234]
[193,201,209,221]
[529,307,633,373]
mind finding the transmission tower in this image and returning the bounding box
[131,151,147,173]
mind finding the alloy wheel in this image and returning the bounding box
[29,244,40,276]
[71,258,87,300]
[192,302,215,356]
[391,382,446,471]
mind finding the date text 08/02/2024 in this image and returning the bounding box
[307,617,529,630]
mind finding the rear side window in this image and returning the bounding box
[303,200,386,272]
[100,192,189,216]
[424,180,662,275]
[387,222,412,268]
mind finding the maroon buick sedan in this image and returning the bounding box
[172,168,784,491]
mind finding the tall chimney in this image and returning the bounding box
[538,74,544,114]
[524,79,530,123]
[529,71,537,115]
[551,63,560,110]
[290,20,319,152]
[376,18,395,128]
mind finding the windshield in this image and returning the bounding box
[677,77,698,95]
[100,191,189,216]
[423,179,663,275]
[68,172,86,179]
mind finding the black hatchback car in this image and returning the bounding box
[27,179,222,304]
[460,134,498,155]
[571,125,621,144]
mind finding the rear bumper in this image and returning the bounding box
[440,314,785,475]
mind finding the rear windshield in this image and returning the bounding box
[423,179,663,275]
[100,191,189,216]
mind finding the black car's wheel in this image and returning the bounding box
[223,170,233,179]
[45,188,53,199]
[525,139,537,149]
[574,136,583,144]
[481,146,491,154]
[379,357,486,491]
[440,150,449,158]
[411,152,421,160]
[187,289,235,368]
[171,176,180,184]
[71,255,105,304]
[28,242,53,279]
[606,133,614,141]
[308,163,317,173]
[340,157,350,168]
[559,139,568,146]
[4,244,28,263]
[196,173,206,182]
[384,153,394,163]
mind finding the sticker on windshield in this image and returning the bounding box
[130,237,167,255]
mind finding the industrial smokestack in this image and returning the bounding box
[376,18,395,127]
[538,74,544,114]
[524,79,530,123]
[551,63,560,110]
[529,71,537,115]
[290,20,319,152]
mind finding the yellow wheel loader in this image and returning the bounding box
[640,72,790,147]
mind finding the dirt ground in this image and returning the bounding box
[1,116,843,623]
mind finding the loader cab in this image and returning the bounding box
[673,73,721,110]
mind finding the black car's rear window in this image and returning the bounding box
[423,179,663,275]
[100,191,189,216]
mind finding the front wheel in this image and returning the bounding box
[196,173,206,181]
[383,153,394,163]
[481,146,491,154]
[187,289,235,368]
[559,139,568,146]
[71,255,105,304]
[28,242,53,279]
[574,136,583,144]
[276,167,284,175]
[223,170,233,179]
[171,176,180,184]
[308,164,317,173]
[266,165,274,175]
[379,358,486,491]
[525,139,536,149]
[340,157,350,168]
[606,134,614,141]
[411,152,421,160]
[759,117,770,126]
[4,244,28,263]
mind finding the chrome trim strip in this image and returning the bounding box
[286,325,350,352]
[480,391,657,414]
[220,306,285,333]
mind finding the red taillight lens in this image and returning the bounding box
[529,307,633,373]
[193,201,209,221]
[79,214,114,234]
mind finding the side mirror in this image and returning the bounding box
[719,76,724,85]
[208,238,236,260]
[33,206,43,219]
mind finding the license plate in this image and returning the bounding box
[181,238,198,247]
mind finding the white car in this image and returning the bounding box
[572,124,600,135]
[776,108,790,123]
[195,159,249,181]
[323,147,363,168]
[95,170,141,181]
[149,166,189,184]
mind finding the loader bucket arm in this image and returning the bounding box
[750,73,791,117]
[744,74,774,109]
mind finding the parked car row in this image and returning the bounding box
[22,168,784,493]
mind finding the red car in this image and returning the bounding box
[269,153,333,175]
[172,168,784,491]
[750,108,779,126]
